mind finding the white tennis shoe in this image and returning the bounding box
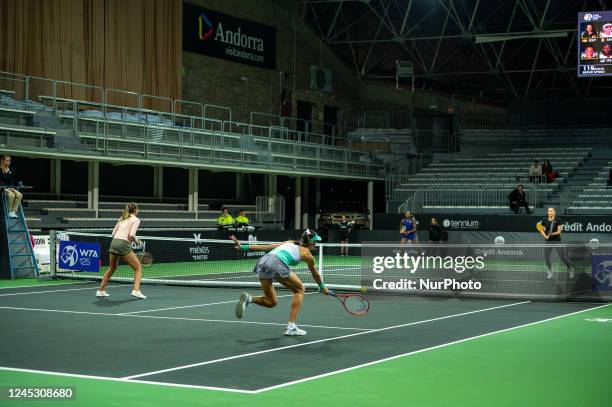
[8,211,17,218]
[96,290,109,297]
[131,290,147,299]
[546,269,553,279]
[284,325,307,336]
[235,292,251,319]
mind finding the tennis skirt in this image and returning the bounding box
[108,238,132,256]
[253,253,291,280]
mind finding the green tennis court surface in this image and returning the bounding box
[0,280,610,407]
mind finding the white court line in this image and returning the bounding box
[0,306,370,331]
[0,366,255,394]
[1,303,608,394]
[119,292,316,315]
[0,285,122,297]
[121,300,530,380]
[0,281,90,290]
[252,302,612,393]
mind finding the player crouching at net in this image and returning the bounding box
[230,229,329,336]
[96,203,147,299]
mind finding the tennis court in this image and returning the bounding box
[1,235,611,405]
[1,277,610,406]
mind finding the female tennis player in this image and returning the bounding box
[96,203,147,299]
[400,211,418,244]
[230,229,329,336]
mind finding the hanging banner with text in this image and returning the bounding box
[183,2,277,69]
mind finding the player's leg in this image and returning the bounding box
[251,278,278,308]
[275,272,306,336]
[235,278,277,319]
[97,253,120,295]
[544,244,553,278]
[122,251,146,298]
[275,272,305,322]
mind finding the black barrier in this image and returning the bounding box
[375,213,612,233]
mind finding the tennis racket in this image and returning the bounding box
[328,290,370,316]
[400,226,407,234]
[136,251,154,267]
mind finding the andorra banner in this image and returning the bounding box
[183,2,277,69]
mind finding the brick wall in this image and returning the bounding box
[182,0,504,127]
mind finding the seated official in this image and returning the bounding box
[508,184,531,214]
[217,207,234,230]
[235,209,250,227]
[0,155,22,218]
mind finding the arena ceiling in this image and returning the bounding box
[298,0,612,104]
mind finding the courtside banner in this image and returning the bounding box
[183,2,276,69]
[58,241,100,272]
[375,214,612,233]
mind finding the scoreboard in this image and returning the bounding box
[578,11,612,77]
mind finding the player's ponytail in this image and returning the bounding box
[120,203,138,221]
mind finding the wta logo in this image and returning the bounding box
[198,13,214,40]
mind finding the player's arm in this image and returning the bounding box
[549,223,563,237]
[408,219,417,234]
[128,218,141,243]
[399,220,406,233]
[536,221,548,239]
[303,252,329,294]
[229,235,282,252]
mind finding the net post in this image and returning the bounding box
[49,230,56,279]
[318,244,324,277]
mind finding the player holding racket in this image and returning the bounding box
[400,211,418,244]
[230,229,329,336]
[537,207,573,279]
[96,203,147,299]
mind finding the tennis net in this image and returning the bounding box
[49,232,612,302]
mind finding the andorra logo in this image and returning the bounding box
[198,13,214,40]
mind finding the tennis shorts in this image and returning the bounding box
[108,238,132,256]
[253,253,291,280]
[401,233,417,240]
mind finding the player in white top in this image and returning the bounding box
[96,203,146,299]
[230,229,329,336]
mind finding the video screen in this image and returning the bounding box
[578,11,612,77]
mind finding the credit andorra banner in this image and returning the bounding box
[58,241,101,272]
[183,2,277,69]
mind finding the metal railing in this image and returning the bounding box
[344,111,412,132]
[0,71,386,179]
[254,195,285,230]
